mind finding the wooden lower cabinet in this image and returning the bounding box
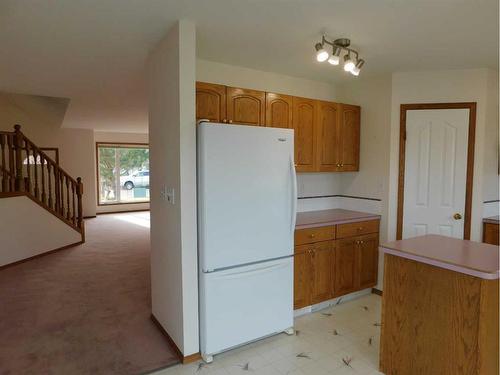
[294,245,312,309]
[294,220,379,310]
[357,233,379,289]
[294,241,334,309]
[311,241,333,304]
[483,222,499,245]
[333,237,358,297]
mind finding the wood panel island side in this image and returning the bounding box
[379,235,499,375]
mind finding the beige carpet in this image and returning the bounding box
[0,212,179,375]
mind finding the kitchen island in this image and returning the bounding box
[379,235,499,375]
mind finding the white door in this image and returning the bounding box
[403,109,469,239]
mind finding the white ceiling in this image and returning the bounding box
[0,0,498,132]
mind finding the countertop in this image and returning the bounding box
[295,209,381,230]
[380,234,499,280]
[483,215,500,224]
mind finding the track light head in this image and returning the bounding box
[343,54,355,72]
[350,59,365,76]
[315,43,329,62]
[328,47,341,65]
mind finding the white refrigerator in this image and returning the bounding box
[197,122,297,362]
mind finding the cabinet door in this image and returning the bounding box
[338,104,360,171]
[265,93,293,129]
[226,87,265,126]
[293,97,317,172]
[357,233,379,289]
[483,223,499,245]
[294,245,312,309]
[196,82,227,122]
[316,101,340,172]
[311,241,333,304]
[333,238,357,297]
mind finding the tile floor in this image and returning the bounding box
[153,293,383,375]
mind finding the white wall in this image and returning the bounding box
[148,20,199,356]
[0,195,82,266]
[196,59,343,199]
[0,92,97,217]
[337,75,392,244]
[388,69,499,243]
[336,69,499,289]
[94,131,150,214]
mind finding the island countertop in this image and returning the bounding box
[295,209,380,229]
[380,234,499,280]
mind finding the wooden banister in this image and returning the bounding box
[0,125,84,237]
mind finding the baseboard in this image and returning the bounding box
[372,288,383,296]
[0,240,83,270]
[97,208,150,215]
[150,314,201,364]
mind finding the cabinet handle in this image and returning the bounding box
[228,120,233,124]
[360,240,364,244]
[357,227,363,231]
[309,234,315,238]
[222,119,227,123]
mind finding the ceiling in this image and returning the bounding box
[0,0,498,132]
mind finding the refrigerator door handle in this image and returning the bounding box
[213,260,290,280]
[290,155,297,236]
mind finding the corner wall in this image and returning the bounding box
[148,20,199,356]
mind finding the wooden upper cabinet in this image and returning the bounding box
[265,93,293,129]
[338,104,360,171]
[311,241,333,304]
[196,82,227,122]
[316,101,340,172]
[293,97,317,172]
[226,87,265,126]
[357,233,379,289]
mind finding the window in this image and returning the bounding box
[97,143,149,205]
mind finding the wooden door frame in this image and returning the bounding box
[396,102,477,240]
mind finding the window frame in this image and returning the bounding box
[96,142,150,206]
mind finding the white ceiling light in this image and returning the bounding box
[314,36,365,76]
[350,59,365,76]
[343,54,355,72]
[328,47,341,65]
[315,43,329,62]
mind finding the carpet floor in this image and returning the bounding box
[0,212,179,375]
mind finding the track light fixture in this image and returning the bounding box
[314,36,365,76]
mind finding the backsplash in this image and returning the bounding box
[483,200,500,218]
[297,195,382,214]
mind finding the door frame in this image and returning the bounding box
[396,102,477,240]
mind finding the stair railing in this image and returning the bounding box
[0,125,84,236]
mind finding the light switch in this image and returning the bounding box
[166,187,175,205]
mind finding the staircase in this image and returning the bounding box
[0,125,84,246]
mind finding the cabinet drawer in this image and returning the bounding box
[337,220,379,239]
[295,226,336,245]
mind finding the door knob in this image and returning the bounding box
[453,213,463,220]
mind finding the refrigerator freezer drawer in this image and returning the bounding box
[199,257,293,356]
